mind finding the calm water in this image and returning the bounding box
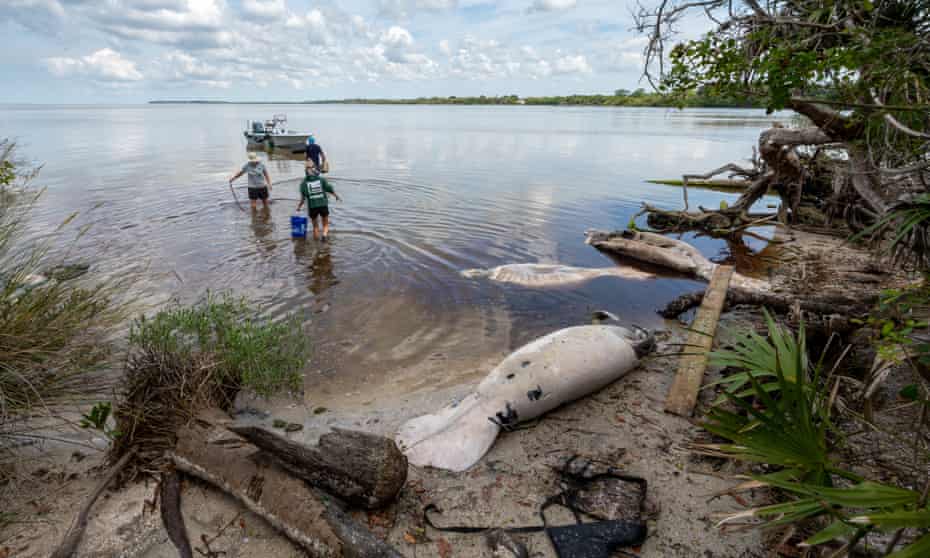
[1,104,781,396]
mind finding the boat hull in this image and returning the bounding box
[245,133,309,150]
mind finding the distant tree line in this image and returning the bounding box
[305,88,761,108]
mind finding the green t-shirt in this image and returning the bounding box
[300,175,335,209]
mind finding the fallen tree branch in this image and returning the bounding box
[659,289,871,319]
[160,469,193,558]
[170,409,403,558]
[585,229,769,293]
[228,425,407,510]
[51,448,137,558]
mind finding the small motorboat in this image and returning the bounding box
[243,114,310,150]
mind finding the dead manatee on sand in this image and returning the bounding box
[395,324,653,472]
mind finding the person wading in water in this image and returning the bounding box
[297,161,341,241]
[305,135,327,173]
[229,152,272,210]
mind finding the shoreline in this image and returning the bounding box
[6,224,911,558]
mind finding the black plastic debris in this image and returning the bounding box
[423,454,648,558]
[547,520,646,558]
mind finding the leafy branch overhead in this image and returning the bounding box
[633,0,929,259]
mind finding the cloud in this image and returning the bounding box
[157,50,231,87]
[0,0,66,33]
[552,54,591,74]
[286,9,331,45]
[96,0,225,32]
[606,36,647,71]
[240,0,286,21]
[45,48,144,81]
[378,0,457,19]
[380,25,415,62]
[528,0,576,13]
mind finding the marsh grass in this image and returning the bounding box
[0,140,129,532]
[0,141,124,429]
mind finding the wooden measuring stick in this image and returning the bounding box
[664,265,734,417]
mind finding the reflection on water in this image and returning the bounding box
[0,104,787,399]
[293,241,339,297]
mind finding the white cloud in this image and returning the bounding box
[553,54,591,74]
[380,25,415,62]
[379,0,457,18]
[606,36,647,71]
[240,0,286,21]
[528,0,576,13]
[438,39,451,56]
[287,9,331,44]
[101,0,225,31]
[45,48,144,81]
[0,0,66,32]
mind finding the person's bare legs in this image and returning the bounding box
[322,215,330,240]
[311,216,321,240]
[250,199,258,211]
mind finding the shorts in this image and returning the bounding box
[309,206,329,219]
[248,187,269,201]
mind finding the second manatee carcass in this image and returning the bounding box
[461,263,654,287]
[395,324,653,472]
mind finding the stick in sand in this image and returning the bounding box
[50,448,136,558]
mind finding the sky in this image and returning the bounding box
[0,0,668,103]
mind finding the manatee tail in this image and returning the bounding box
[395,394,501,472]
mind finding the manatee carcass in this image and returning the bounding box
[395,325,653,471]
[461,263,653,287]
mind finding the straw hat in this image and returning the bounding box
[247,152,260,162]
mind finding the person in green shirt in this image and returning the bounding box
[297,162,341,241]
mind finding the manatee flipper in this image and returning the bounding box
[396,396,501,472]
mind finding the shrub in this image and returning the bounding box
[110,293,310,476]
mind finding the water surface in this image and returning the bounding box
[1,104,782,400]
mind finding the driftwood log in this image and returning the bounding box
[229,425,406,510]
[586,229,873,318]
[585,229,768,292]
[170,409,403,558]
[659,290,870,319]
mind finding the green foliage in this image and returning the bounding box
[703,315,835,483]
[708,309,808,401]
[79,401,120,439]
[854,281,930,363]
[664,3,930,114]
[129,293,309,397]
[307,90,759,108]
[853,194,930,269]
[702,310,930,555]
[0,159,14,187]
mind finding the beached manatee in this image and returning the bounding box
[395,325,653,471]
[461,263,654,287]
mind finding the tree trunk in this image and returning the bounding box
[170,409,403,558]
[585,229,769,293]
[228,425,407,510]
[659,289,872,319]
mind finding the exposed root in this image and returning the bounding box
[50,448,136,558]
[109,349,237,481]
